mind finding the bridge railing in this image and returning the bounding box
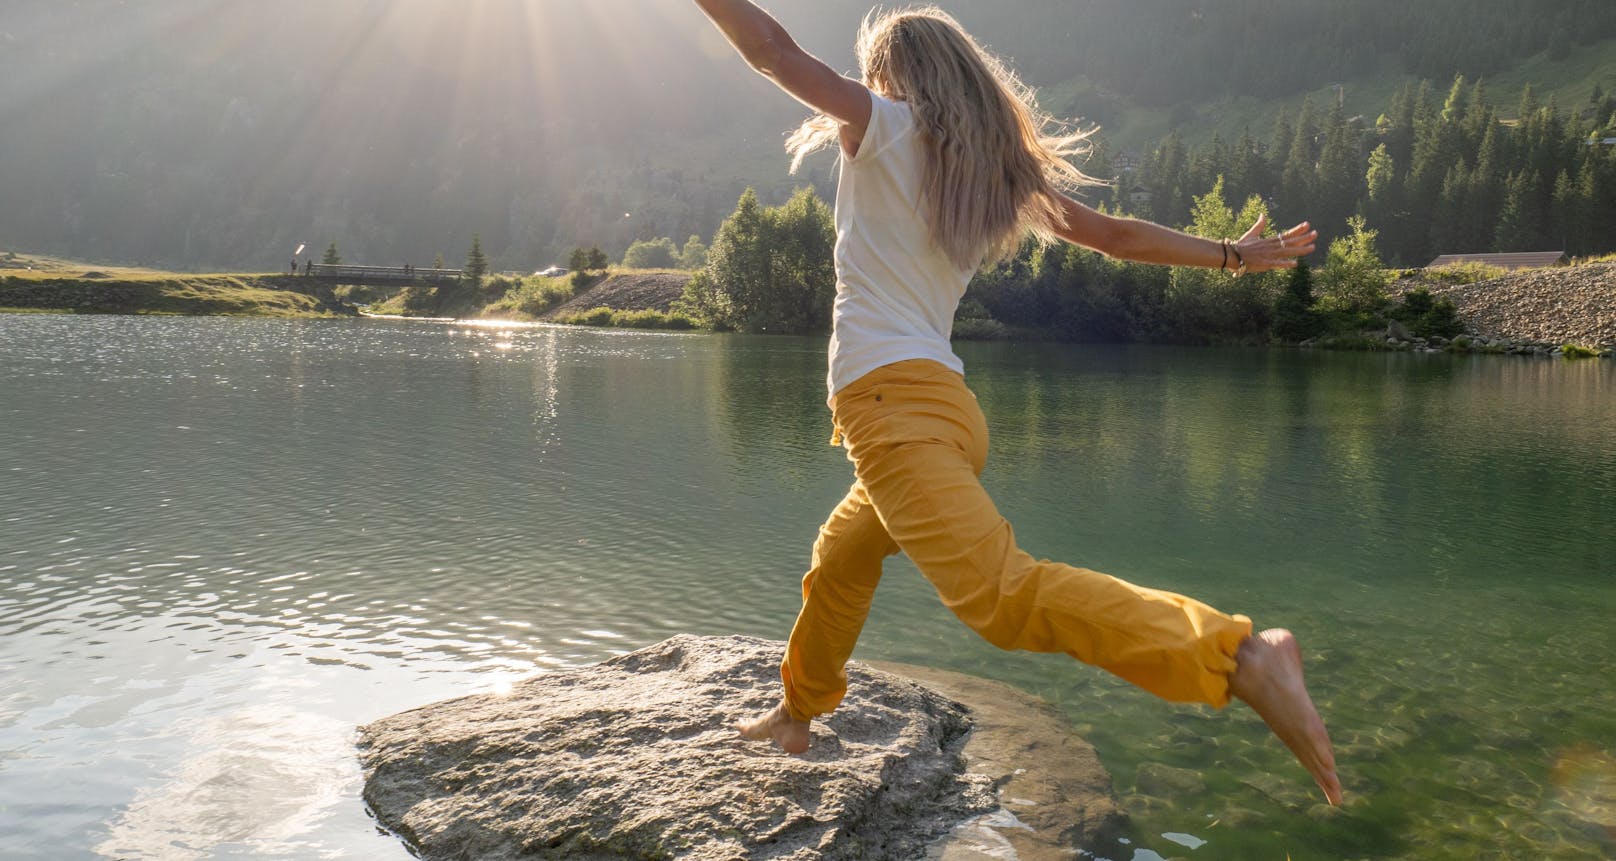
[305,263,466,282]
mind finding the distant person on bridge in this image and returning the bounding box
[692,1,1343,806]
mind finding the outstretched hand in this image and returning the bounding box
[1235,214,1317,273]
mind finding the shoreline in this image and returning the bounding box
[6,264,1612,359]
[0,270,356,318]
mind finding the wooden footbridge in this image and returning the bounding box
[300,263,465,286]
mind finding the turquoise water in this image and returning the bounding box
[1,315,1612,860]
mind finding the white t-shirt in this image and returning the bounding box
[826,90,976,398]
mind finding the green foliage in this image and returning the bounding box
[322,242,342,266]
[1561,343,1600,358]
[1390,287,1465,338]
[952,299,1009,340]
[12,3,1616,273]
[622,237,679,269]
[676,187,835,335]
[465,234,489,281]
[1272,258,1325,342]
[398,285,436,314]
[569,246,609,273]
[554,306,697,330]
[951,317,1010,341]
[1317,215,1391,322]
[480,273,518,297]
[1163,177,1278,341]
[1128,76,1616,266]
[677,235,708,271]
[433,252,446,270]
[503,276,575,317]
[1422,262,1506,284]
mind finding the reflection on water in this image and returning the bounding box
[97,705,355,861]
[1,315,1613,860]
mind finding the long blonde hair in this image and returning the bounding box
[787,6,1102,269]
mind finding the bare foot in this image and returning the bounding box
[736,700,811,754]
[1230,628,1344,806]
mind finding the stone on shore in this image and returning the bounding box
[358,634,1123,861]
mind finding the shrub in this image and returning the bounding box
[1315,333,1394,351]
[503,276,575,317]
[1391,287,1465,338]
[399,285,437,314]
[952,317,1009,340]
[622,238,679,269]
[553,307,697,330]
[1316,216,1391,318]
[482,274,519,297]
[1562,343,1600,359]
[1272,258,1324,342]
[612,309,697,330]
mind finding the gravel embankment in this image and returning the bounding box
[543,272,690,319]
[1402,263,1616,347]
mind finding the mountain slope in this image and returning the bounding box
[1,0,1612,270]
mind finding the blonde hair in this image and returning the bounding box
[787,6,1102,269]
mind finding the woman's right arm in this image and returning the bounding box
[1054,194,1316,274]
[692,0,871,138]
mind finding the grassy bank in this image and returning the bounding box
[367,268,697,330]
[0,255,353,317]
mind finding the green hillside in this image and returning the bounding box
[1,0,1612,270]
[1078,38,1616,154]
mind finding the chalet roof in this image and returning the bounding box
[1426,251,1568,271]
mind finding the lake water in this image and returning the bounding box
[2,314,1613,861]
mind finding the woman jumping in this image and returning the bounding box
[692,1,1342,806]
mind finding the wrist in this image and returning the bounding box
[1227,241,1246,277]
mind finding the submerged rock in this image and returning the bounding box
[359,634,1122,860]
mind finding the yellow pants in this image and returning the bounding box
[781,359,1253,721]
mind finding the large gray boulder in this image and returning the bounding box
[359,634,1122,860]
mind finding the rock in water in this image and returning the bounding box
[359,634,1122,860]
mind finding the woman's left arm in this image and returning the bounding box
[1054,195,1317,274]
[692,0,871,135]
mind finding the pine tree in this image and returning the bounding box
[1495,170,1546,251]
[322,242,342,265]
[1315,100,1361,239]
[465,234,489,281]
[1384,82,1418,176]
[1550,169,1584,253]
[1279,97,1317,223]
[1272,257,1323,342]
[1229,128,1268,206]
[1433,162,1472,253]
[1146,131,1189,226]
